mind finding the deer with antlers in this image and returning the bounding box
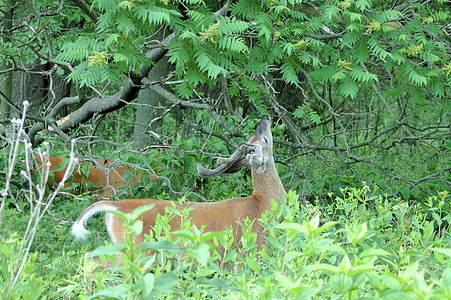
[71,116,285,266]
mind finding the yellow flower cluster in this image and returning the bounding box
[422,16,434,24]
[407,43,423,57]
[443,63,451,77]
[199,22,220,43]
[338,0,351,10]
[368,20,381,33]
[87,51,107,67]
[266,0,278,6]
[338,59,353,71]
[295,40,306,49]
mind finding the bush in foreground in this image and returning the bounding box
[52,188,451,299]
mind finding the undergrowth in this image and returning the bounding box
[1,188,449,299]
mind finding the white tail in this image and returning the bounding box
[34,156,157,199]
[71,116,285,266]
[71,201,118,240]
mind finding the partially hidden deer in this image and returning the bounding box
[71,116,285,267]
[35,156,157,199]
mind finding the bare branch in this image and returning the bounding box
[144,83,247,141]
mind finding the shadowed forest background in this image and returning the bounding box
[0,0,450,298]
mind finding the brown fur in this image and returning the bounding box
[72,116,285,267]
[35,156,157,199]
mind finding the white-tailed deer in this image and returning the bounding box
[71,116,285,266]
[35,156,157,199]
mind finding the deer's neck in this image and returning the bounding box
[251,157,285,207]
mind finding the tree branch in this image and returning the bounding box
[144,82,247,142]
[70,0,99,23]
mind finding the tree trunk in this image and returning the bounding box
[11,63,71,117]
[0,0,13,118]
[133,55,171,149]
[0,62,12,117]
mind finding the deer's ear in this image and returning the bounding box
[223,157,248,173]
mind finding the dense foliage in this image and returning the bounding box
[0,0,450,298]
[0,0,449,197]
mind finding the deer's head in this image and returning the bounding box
[197,116,273,177]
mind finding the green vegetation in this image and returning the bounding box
[1,180,450,298]
[0,0,449,298]
[0,113,449,298]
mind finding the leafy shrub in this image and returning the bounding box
[0,233,47,299]
[60,189,451,299]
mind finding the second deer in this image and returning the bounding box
[34,156,157,199]
[71,116,285,266]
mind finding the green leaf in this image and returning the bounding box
[246,255,259,271]
[310,65,340,83]
[325,245,348,256]
[199,231,224,242]
[329,274,353,293]
[280,62,300,86]
[404,64,428,86]
[142,273,155,298]
[390,49,407,64]
[359,248,391,259]
[141,240,184,254]
[349,69,378,83]
[368,37,392,60]
[129,219,143,235]
[275,272,294,290]
[218,17,250,35]
[115,14,137,35]
[283,251,302,264]
[339,255,351,273]
[345,222,368,244]
[276,222,309,236]
[217,36,248,53]
[134,6,173,26]
[113,52,129,63]
[305,263,340,274]
[431,248,451,257]
[338,77,359,99]
[172,229,194,240]
[354,0,372,11]
[195,51,226,79]
[148,272,180,297]
[294,287,321,299]
[353,40,369,66]
[323,5,340,21]
[314,220,340,235]
[89,283,131,299]
[88,245,124,258]
[255,13,272,41]
[381,274,402,290]
[441,268,451,289]
[349,264,378,275]
[281,42,296,56]
[130,204,155,222]
[331,71,348,81]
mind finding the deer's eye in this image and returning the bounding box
[263,137,268,144]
